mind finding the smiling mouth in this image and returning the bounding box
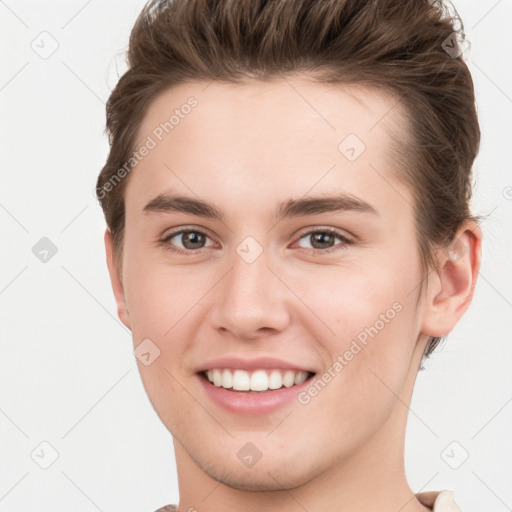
[199,368,316,393]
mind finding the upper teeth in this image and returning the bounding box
[206,369,310,391]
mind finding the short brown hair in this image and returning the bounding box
[96,0,481,360]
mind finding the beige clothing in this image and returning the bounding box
[416,490,463,511]
[154,489,462,512]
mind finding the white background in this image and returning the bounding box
[0,1,511,511]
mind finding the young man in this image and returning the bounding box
[96,1,482,511]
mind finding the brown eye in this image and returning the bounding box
[295,228,351,254]
[179,231,206,249]
[309,232,337,249]
[162,229,214,254]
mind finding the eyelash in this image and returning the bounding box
[160,227,353,256]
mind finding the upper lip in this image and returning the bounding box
[195,356,316,374]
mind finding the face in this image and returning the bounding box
[112,77,432,490]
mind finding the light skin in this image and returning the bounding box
[104,77,481,512]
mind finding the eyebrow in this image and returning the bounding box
[142,192,379,222]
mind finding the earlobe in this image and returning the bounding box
[104,229,131,330]
[421,221,482,338]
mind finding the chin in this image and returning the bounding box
[198,451,321,492]
[212,467,312,492]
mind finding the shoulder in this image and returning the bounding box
[416,490,463,511]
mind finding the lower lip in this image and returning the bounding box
[197,372,315,416]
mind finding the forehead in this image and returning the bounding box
[136,76,404,153]
[126,77,411,219]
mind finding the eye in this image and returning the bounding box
[161,228,215,255]
[160,226,353,256]
[294,228,352,254]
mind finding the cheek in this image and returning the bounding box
[287,259,407,337]
[298,302,415,453]
[122,241,181,337]
[293,260,419,401]
[123,259,198,425]
[122,247,208,379]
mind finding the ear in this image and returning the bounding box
[104,228,131,330]
[421,220,482,337]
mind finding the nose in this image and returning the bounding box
[208,247,291,341]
